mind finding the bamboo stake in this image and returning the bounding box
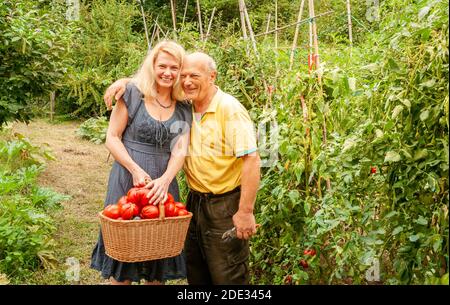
[150,20,158,47]
[50,91,55,121]
[309,0,330,191]
[182,0,189,26]
[138,0,151,51]
[242,1,258,56]
[300,94,311,196]
[196,0,204,41]
[275,0,278,81]
[308,9,313,74]
[289,0,305,70]
[309,0,321,82]
[238,0,248,39]
[204,7,216,42]
[254,11,333,37]
[170,0,177,31]
[264,13,271,39]
[346,0,353,53]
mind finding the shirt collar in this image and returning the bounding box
[204,86,222,113]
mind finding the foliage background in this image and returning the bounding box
[0,0,448,284]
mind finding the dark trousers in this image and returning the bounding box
[184,187,249,285]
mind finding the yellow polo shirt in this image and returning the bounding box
[184,87,257,194]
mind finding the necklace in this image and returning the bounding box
[155,97,173,109]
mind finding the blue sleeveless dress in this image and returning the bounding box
[90,83,192,282]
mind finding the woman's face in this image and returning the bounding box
[153,51,180,89]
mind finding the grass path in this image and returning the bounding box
[11,119,186,285]
[12,119,110,284]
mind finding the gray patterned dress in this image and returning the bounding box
[90,83,192,282]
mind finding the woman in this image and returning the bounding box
[90,40,192,285]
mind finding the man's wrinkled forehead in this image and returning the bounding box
[183,54,209,72]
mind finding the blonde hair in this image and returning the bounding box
[132,40,185,101]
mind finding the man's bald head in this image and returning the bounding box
[185,52,217,73]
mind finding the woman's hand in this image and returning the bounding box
[131,167,151,187]
[145,176,171,205]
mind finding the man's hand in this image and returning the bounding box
[104,78,131,110]
[232,210,257,240]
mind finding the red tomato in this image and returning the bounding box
[127,187,141,204]
[284,275,293,284]
[177,208,189,216]
[163,193,175,205]
[136,188,150,207]
[370,166,377,174]
[117,196,128,213]
[103,204,120,219]
[164,202,176,217]
[140,205,159,219]
[121,202,140,220]
[174,202,185,210]
[303,249,316,256]
[299,259,309,269]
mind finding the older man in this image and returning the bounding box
[104,52,260,285]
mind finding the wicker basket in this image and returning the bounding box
[99,203,192,262]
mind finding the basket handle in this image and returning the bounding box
[158,199,165,220]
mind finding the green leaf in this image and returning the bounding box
[413,149,428,161]
[420,110,429,121]
[418,6,431,20]
[392,226,403,235]
[409,234,420,242]
[414,216,428,226]
[392,105,404,119]
[385,151,401,163]
[304,201,311,215]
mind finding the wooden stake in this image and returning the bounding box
[275,0,279,81]
[182,0,189,26]
[204,7,216,42]
[254,11,333,37]
[264,13,271,39]
[170,0,177,31]
[289,0,305,70]
[50,91,55,121]
[346,0,353,51]
[242,1,258,56]
[138,0,151,51]
[309,0,321,82]
[196,0,204,41]
[238,0,248,39]
[309,0,331,191]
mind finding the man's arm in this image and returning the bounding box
[233,152,261,240]
[104,78,132,110]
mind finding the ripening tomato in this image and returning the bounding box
[121,202,140,220]
[284,275,293,284]
[103,204,121,219]
[164,202,176,217]
[177,208,189,217]
[174,202,185,210]
[127,187,141,204]
[303,249,316,256]
[117,196,128,212]
[299,259,309,269]
[136,188,151,207]
[163,193,175,205]
[140,205,159,219]
[370,166,377,174]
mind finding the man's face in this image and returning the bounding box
[180,58,214,103]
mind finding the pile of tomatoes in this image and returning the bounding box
[102,187,189,220]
